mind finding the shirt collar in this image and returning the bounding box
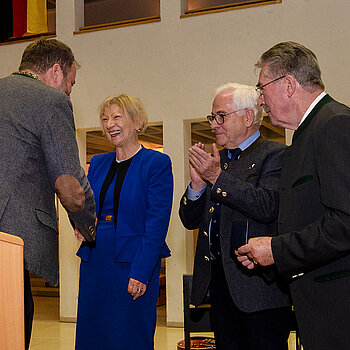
[298,91,326,127]
[227,130,260,159]
[238,129,260,151]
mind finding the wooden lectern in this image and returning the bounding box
[0,232,25,350]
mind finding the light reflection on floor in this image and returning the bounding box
[29,296,298,349]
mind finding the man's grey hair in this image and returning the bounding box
[214,83,263,126]
[255,41,324,92]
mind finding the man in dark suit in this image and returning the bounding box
[179,83,292,350]
[0,39,96,349]
[237,41,350,349]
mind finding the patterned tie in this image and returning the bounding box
[228,147,242,160]
[210,147,242,259]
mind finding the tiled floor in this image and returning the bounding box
[29,296,298,349]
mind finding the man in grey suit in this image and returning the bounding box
[179,83,292,350]
[238,41,350,349]
[0,39,96,349]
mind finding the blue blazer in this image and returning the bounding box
[78,147,173,284]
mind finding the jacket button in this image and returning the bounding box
[209,206,214,213]
[183,196,187,205]
[223,163,228,170]
[204,256,210,261]
[216,188,222,194]
[203,231,208,237]
[222,192,227,197]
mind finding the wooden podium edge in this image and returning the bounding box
[0,230,25,349]
[0,231,24,246]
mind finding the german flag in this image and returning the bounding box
[0,1,13,41]
[27,0,48,34]
[14,0,27,38]
[0,0,47,41]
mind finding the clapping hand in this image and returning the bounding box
[189,143,221,185]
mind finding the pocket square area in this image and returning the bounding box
[314,269,350,282]
[230,220,248,250]
[292,175,313,188]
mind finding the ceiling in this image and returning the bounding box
[86,117,285,162]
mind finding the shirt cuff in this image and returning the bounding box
[187,182,206,200]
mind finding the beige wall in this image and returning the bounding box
[0,0,349,325]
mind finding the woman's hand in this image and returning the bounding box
[74,218,98,242]
[74,227,86,242]
[128,278,147,300]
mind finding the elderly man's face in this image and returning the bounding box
[210,91,249,149]
[257,64,289,128]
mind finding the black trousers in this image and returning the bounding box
[24,269,34,350]
[210,258,292,350]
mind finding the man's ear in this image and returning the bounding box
[51,63,63,83]
[245,108,255,128]
[285,74,296,98]
[41,64,64,89]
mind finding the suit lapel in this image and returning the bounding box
[293,94,333,143]
[240,135,264,159]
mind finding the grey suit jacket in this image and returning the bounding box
[0,74,95,285]
[272,95,350,349]
[179,137,290,313]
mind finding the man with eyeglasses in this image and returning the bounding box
[179,83,292,350]
[237,41,350,349]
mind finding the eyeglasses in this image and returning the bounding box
[207,109,246,125]
[255,75,286,97]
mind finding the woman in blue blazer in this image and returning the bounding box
[75,94,173,350]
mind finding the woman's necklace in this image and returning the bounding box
[11,70,41,81]
[116,144,142,163]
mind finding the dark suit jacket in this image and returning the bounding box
[179,137,290,313]
[271,95,350,349]
[0,74,96,286]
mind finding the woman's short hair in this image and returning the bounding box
[255,41,324,92]
[214,83,263,126]
[98,94,148,133]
